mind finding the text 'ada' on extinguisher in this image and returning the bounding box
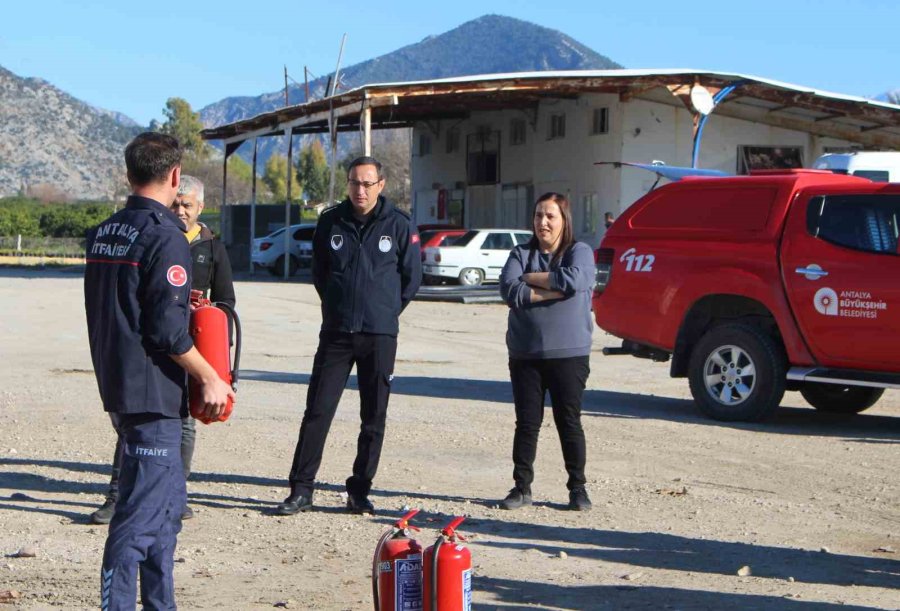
[188,290,242,424]
[423,516,473,611]
[373,509,422,611]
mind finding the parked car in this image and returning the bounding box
[812,151,900,183]
[593,169,900,422]
[423,228,532,286]
[252,223,316,276]
[418,228,467,262]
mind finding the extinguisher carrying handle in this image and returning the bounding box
[395,508,420,531]
[441,516,466,539]
[212,301,241,391]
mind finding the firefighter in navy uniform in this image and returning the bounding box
[84,132,234,611]
[89,174,235,525]
[277,156,421,516]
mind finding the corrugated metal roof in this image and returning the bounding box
[201,69,900,149]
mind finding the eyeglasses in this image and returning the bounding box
[347,179,382,190]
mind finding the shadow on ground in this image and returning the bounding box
[239,370,900,442]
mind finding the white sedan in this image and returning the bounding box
[251,223,316,276]
[422,228,532,286]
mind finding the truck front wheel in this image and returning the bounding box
[800,384,883,414]
[688,323,786,422]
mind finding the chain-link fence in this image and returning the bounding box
[0,236,85,257]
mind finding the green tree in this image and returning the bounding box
[159,97,209,159]
[263,154,290,202]
[296,140,330,203]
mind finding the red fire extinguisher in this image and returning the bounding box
[423,517,472,611]
[373,509,422,611]
[188,291,241,424]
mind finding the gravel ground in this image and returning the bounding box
[0,267,898,610]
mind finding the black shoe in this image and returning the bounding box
[90,497,117,525]
[275,491,314,515]
[500,487,532,510]
[568,487,592,511]
[181,505,194,520]
[346,494,375,515]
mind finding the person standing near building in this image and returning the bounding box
[88,174,236,524]
[277,156,421,516]
[85,132,234,610]
[498,193,595,512]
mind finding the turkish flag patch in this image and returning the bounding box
[411,233,420,244]
[167,265,188,287]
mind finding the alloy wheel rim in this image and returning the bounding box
[702,344,757,406]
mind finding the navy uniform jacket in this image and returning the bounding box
[84,195,194,417]
[312,196,421,336]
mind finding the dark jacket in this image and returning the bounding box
[312,196,421,336]
[499,241,595,359]
[84,195,193,417]
[190,223,235,308]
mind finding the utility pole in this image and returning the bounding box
[304,66,310,102]
[284,65,289,106]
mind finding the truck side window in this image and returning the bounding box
[807,195,900,255]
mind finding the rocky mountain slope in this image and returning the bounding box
[200,15,623,167]
[0,66,140,199]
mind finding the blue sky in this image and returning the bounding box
[2,0,897,126]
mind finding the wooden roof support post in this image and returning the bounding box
[363,102,372,156]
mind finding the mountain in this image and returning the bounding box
[875,89,899,103]
[0,65,142,199]
[200,15,622,165]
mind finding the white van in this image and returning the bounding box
[812,152,900,182]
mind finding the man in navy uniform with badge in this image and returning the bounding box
[84,132,234,610]
[277,156,421,516]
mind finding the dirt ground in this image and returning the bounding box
[1,267,898,610]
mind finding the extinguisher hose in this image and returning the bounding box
[372,528,392,611]
[430,535,443,611]
[214,302,241,390]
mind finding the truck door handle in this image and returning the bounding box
[795,266,828,278]
[481,252,490,256]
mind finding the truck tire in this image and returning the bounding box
[800,384,883,414]
[458,268,484,286]
[272,255,299,277]
[688,323,786,422]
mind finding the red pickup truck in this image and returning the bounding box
[593,169,900,421]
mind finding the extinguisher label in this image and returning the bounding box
[395,555,423,610]
[462,568,472,611]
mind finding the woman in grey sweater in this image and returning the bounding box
[498,193,595,511]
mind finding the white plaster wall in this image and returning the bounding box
[410,93,860,245]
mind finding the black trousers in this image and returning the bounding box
[288,331,397,498]
[508,355,590,491]
[106,415,195,501]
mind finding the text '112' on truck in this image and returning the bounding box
[593,169,900,422]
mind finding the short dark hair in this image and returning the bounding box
[125,132,183,187]
[347,156,384,180]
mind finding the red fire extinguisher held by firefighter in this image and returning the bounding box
[188,290,241,424]
[423,517,472,611]
[373,509,422,611]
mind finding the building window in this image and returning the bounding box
[591,108,609,135]
[737,145,803,174]
[466,130,500,185]
[445,129,460,154]
[510,119,526,146]
[548,113,566,140]
[419,133,432,156]
[581,193,601,234]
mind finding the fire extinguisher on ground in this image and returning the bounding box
[423,517,472,611]
[373,509,423,611]
[188,291,241,424]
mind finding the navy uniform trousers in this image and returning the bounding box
[101,414,185,611]
[288,330,397,498]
